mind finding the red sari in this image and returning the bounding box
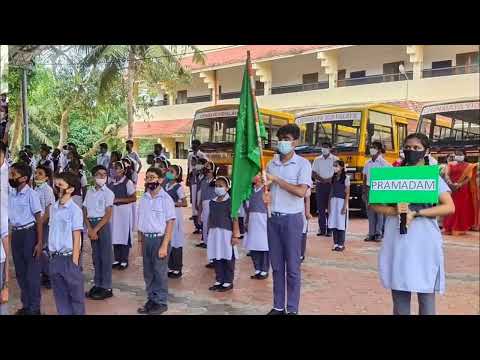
[443,162,477,234]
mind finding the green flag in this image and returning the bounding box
[230,59,267,218]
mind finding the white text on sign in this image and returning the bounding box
[371,179,436,191]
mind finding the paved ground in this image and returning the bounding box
[5,209,479,315]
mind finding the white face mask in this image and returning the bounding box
[369,148,378,156]
[321,148,330,156]
[95,178,107,187]
[454,155,465,162]
[195,164,204,171]
[215,187,227,197]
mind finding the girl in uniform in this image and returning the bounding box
[108,161,137,270]
[327,160,350,252]
[197,161,217,251]
[244,174,269,280]
[122,157,138,233]
[194,159,207,242]
[207,176,240,292]
[108,151,122,183]
[165,165,187,278]
[188,156,201,235]
[371,133,455,315]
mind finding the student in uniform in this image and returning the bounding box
[193,158,208,237]
[49,172,85,315]
[244,174,269,280]
[207,176,240,292]
[67,158,88,209]
[263,124,312,315]
[108,161,137,270]
[37,145,55,176]
[137,167,176,315]
[83,165,115,300]
[327,160,350,252]
[108,151,122,182]
[124,140,142,174]
[197,161,218,255]
[1,142,9,315]
[187,156,201,234]
[371,133,455,315]
[51,148,62,174]
[301,188,312,262]
[122,157,138,185]
[96,143,111,169]
[33,165,55,289]
[8,162,44,315]
[164,165,187,279]
[362,141,391,242]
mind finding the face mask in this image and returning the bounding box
[95,178,107,187]
[454,155,465,162]
[165,172,175,181]
[147,181,160,191]
[321,148,330,156]
[215,187,227,197]
[369,148,378,156]
[63,150,69,156]
[277,141,293,155]
[403,149,426,165]
[9,178,20,188]
[195,164,204,171]
[35,178,47,186]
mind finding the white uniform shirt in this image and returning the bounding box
[48,199,84,253]
[187,150,208,172]
[137,189,176,235]
[37,158,55,174]
[363,155,392,184]
[8,185,42,227]
[97,152,111,169]
[0,160,7,262]
[312,153,338,179]
[34,182,55,216]
[83,185,115,218]
[124,151,142,172]
[267,153,313,214]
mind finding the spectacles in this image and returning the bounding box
[145,176,160,181]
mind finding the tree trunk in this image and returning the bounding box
[58,109,70,148]
[10,106,23,156]
[127,49,136,141]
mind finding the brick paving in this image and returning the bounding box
[5,209,479,315]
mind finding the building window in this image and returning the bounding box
[302,73,319,84]
[337,69,346,80]
[175,142,186,159]
[383,61,404,82]
[163,94,168,105]
[456,52,479,66]
[432,60,452,69]
[368,111,394,150]
[176,90,187,104]
[255,80,264,96]
[350,70,366,79]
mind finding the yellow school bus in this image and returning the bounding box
[295,103,419,215]
[191,104,295,175]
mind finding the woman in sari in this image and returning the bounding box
[443,150,478,235]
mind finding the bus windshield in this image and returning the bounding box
[418,101,480,146]
[304,120,361,150]
[192,117,236,145]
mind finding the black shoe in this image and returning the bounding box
[193,230,201,234]
[250,273,261,279]
[267,308,286,315]
[119,262,128,270]
[326,232,332,237]
[85,286,100,298]
[257,273,269,280]
[195,242,207,248]
[189,216,194,220]
[317,232,325,237]
[27,309,42,315]
[300,256,305,263]
[15,308,29,316]
[148,303,168,315]
[168,271,182,279]
[364,236,375,242]
[41,275,52,289]
[373,234,383,242]
[334,246,345,252]
[246,252,251,257]
[287,312,298,315]
[112,262,121,269]
[205,262,215,269]
[137,300,155,314]
[91,288,113,300]
[217,284,233,292]
[209,284,223,291]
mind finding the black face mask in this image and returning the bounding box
[9,178,20,188]
[146,181,160,191]
[403,149,427,165]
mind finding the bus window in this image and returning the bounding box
[305,123,315,145]
[212,117,236,144]
[194,121,211,143]
[266,115,289,149]
[369,111,394,150]
[397,123,407,148]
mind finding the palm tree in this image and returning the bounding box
[82,45,205,140]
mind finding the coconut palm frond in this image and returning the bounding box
[29,122,54,147]
[147,45,180,66]
[187,46,206,65]
[98,62,122,103]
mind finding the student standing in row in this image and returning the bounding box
[124,140,142,174]
[187,156,202,235]
[8,162,44,315]
[363,141,391,242]
[244,174,269,280]
[207,176,240,292]
[108,161,137,270]
[165,165,187,279]
[33,165,55,289]
[137,167,176,315]
[108,151,122,182]
[49,172,85,315]
[328,160,350,252]
[96,143,111,169]
[264,124,312,315]
[312,142,337,237]
[371,133,455,315]
[83,165,114,300]
[197,161,217,251]
[37,145,55,176]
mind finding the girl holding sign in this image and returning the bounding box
[370,133,455,315]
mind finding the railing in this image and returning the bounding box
[422,64,479,78]
[187,95,212,103]
[271,81,329,95]
[220,88,264,100]
[338,71,413,87]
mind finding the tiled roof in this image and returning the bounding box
[119,119,193,138]
[181,45,341,71]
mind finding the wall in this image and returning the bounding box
[271,53,328,87]
[217,66,244,93]
[183,72,211,97]
[423,45,479,67]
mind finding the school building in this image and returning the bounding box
[119,45,479,159]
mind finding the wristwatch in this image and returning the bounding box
[413,210,423,218]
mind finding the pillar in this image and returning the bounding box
[252,61,272,95]
[317,50,338,88]
[199,70,219,104]
[406,45,424,80]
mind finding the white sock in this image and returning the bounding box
[120,262,127,266]
[172,271,180,274]
[255,270,261,275]
[222,283,231,287]
[273,307,284,311]
[260,271,267,276]
[214,282,221,286]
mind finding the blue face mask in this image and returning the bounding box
[215,187,227,197]
[277,141,293,155]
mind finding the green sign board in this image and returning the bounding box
[369,165,440,204]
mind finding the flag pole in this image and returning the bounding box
[246,51,271,217]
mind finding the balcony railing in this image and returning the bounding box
[187,95,212,103]
[338,71,413,87]
[271,81,329,95]
[422,64,479,78]
[220,88,264,100]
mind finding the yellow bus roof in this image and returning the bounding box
[295,102,419,121]
[194,103,295,121]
